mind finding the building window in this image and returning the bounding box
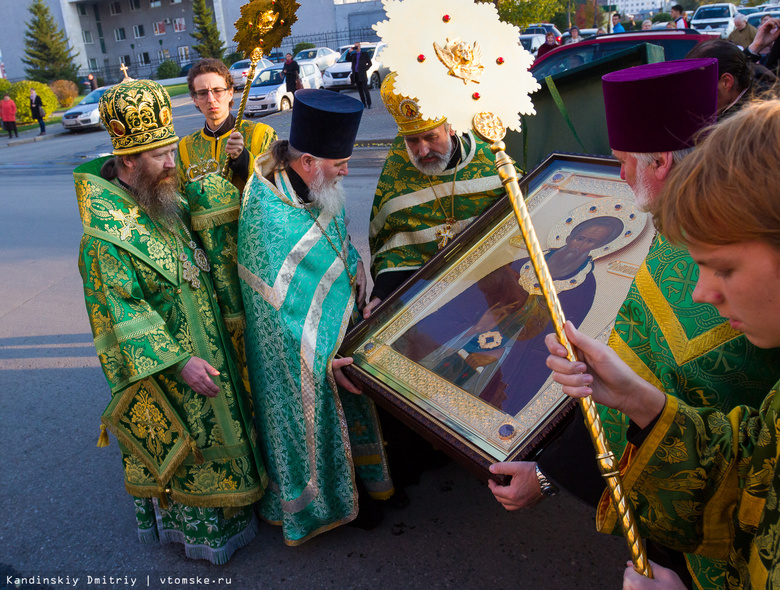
[157,48,170,60]
[82,30,94,44]
[177,45,190,62]
[170,0,182,3]
[114,27,126,41]
[88,58,98,70]
[119,54,132,66]
[153,21,166,35]
[133,24,145,38]
[129,0,141,10]
[109,1,122,15]
[78,4,88,16]
[173,18,186,32]
[137,52,151,65]
[150,0,161,6]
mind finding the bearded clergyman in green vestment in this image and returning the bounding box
[238,90,394,546]
[75,80,266,564]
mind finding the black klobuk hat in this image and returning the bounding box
[289,89,363,159]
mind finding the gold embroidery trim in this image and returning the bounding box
[635,264,742,365]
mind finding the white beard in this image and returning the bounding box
[308,163,346,219]
[632,164,655,212]
[406,141,455,176]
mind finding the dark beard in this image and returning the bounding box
[128,166,181,227]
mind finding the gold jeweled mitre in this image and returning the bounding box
[99,79,179,156]
[380,71,447,136]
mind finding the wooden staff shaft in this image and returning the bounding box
[491,142,652,578]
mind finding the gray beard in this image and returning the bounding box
[632,166,655,212]
[308,164,346,219]
[128,167,182,227]
[407,140,456,176]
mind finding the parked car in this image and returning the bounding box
[61,85,114,132]
[689,3,738,37]
[322,42,389,91]
[179,62,195,77]
[738,6,761,16]
[530,29,705,79]
[519,33,546,58]
[244,60,323,117]
[523,24,564,43]
[559,27,599,44]
[294,47,340,72]
[748,9,780,27]
[229,57,274,89]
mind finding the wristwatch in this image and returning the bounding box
[535,465,559,497]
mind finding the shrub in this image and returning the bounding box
[292,42,315,56]
[157,59,181,80]
[10,80,58,123]
[223,51,243,67]
[652,13,673,22]
[0,78,11,98]
[49,79,79,108]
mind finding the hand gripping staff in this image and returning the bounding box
[221,0,299,178]
[375,0,651,577]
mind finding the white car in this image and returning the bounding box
[61,86,113,132]
[229,57,274,89]
[293,47,340,72]
[690,3,738,37]
[519,34,546,58]
[244,60,323,117]
[322,42,388,91]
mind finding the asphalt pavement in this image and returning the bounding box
[0,85,628,590]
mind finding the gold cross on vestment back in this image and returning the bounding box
[110,207,149,241]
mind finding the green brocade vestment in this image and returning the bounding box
[176,120,277,390]
[598,389,780,589]
[601,234,780,588]
[74,157,267,563]
[238,155,393,546]
[369,131,507,280]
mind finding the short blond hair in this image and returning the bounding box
[652,100,780,250]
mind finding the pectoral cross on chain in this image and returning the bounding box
[436,222,457,249]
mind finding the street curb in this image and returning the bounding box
[2,129,68,148]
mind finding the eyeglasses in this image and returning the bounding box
[192,87,229,99]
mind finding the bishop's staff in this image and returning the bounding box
[221,0,299,179]
[375,0,651,578]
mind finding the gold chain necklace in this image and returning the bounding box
[304,207,356,287]
[425,155,462,250]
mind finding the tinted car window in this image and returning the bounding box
[694,7,731,19]
[532,38,700,79]
[296,50,317,60]
[80,88,109,105]
[252,68,284,86]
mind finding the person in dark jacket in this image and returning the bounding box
[347,42,372,108]
[743,16,780,75]
[281,53,300,95]
[29,88,45,136]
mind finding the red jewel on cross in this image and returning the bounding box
[442,14,451,22]
[417,54,426,62]
[496,57,505,65]
[472,92,480,100]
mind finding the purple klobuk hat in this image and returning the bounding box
[602,58,718,153]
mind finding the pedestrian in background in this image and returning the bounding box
[281,53,300,95]
[29,88,45,136]
[2,94,18,139]
[348,42,373,108]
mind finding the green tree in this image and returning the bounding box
[22,0,79,84]
[191,0,225,59]
[490,0,568,29]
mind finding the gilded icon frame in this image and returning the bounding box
[341,154,653,481]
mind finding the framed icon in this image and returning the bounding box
[341,154,653,481]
